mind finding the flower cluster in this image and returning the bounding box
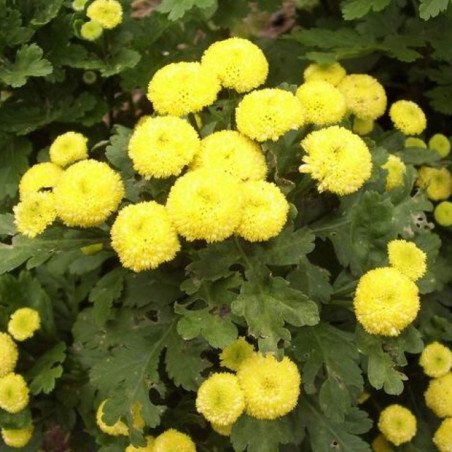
[354,240,425,336]
[378,404,417,446]
[196,339,301,436]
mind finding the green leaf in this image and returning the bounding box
[397,148,442,164]
[105,126,134,176]
[293,324,363,422]
[231,415,294,452]
[165,330,209,391]
[300,399,372,452]
[0,44,52,88]
[0,214,17,236]
[27,342,66,395]
[232,276,319,352]
[29,0,65,27]
[342,0,392,20]
[158,0,217,20]
[175,304,238,348]
[89,269,126,326]
[419,0,450,20]
[0,135,31,201]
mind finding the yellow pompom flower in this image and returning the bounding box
[300,126,372,195]
[405,137,427,148]
[0,333,18,377]
[153,429,196,452]
[49,131,88,168]
[353,117,374,135]
[111,202,180,272]
[166,169,242,242]
[425,373,452,417]
[338,74,387,120]
[8,308,40,342]
[80,20,103,41]
[389,100,426,135]
[354,267,420,336]
[372,434,394,452]
[237,354,301,420]
[220,337,255,371]
[19,162,63,199]
[87,0,122,29]
[14,192,57,238]
[387,239,427,281]
[434,418,452,452]
[1,425,34,448]
[235,88,305,142]
[434,201,452,227]
[378,405,417,446]
[202,37,268,93]
[54,160,124,228]
[419,342,452,378]
[192,130,267,181]
[96,400,128,436]
[235,181,289,242]
[417,167,452,201]
[303,62,346,86]
[196,373,245,426]
[382,155,405,191]
[128,116,200,179]
[429,133,451,157]
[296,81,346,126]
[147,62,220,117]
[125,436,155,452]
[211,422,232,436]
[0,373,29,413]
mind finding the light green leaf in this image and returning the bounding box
[0,44,52,88]
[342,0,392,20]
[158,0,217,20]
[419,0,450,20]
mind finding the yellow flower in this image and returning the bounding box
[211,422,232,436]
[387,239,427,281]
[371,434,394,452]
[202,37,268,93]
[153,429,196,452]
[405,137,427,148]
[0,333,18,377]
[300,126,372,195]
[80,20,103,41]
[147,62,220,117]
[378,405,416,446]
[419,342,452,378]
[1,424,34,448]
[237,354,301,420]
[196,373,245,426]
[353,267,420,336]
[417,167,452,201]
[0,373,29,413]
[425,373,452,417]
[8,308,41,342]
[434,201,452,227]
[235,181,289,242]
[87,0,122,29]
[338,74,387,120]
[49,131,88,168]
[19,162,63,199]
[220,337,255,371]
[389,100,426,135]
[14,192,57,238]
[54,160,124,228]
[111,202,180,272]
[296,80,346,126]
[353,117,374,135]
[128,116,200,179]
[96,400,128,436]
[303,62,346,86]
[166,169,242,242]
[235,88,305,142]
[125,436,155,452]
[429,133,451,157]
[382,155,405,191]
[433,418,452,452]
[191,130,267,181]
